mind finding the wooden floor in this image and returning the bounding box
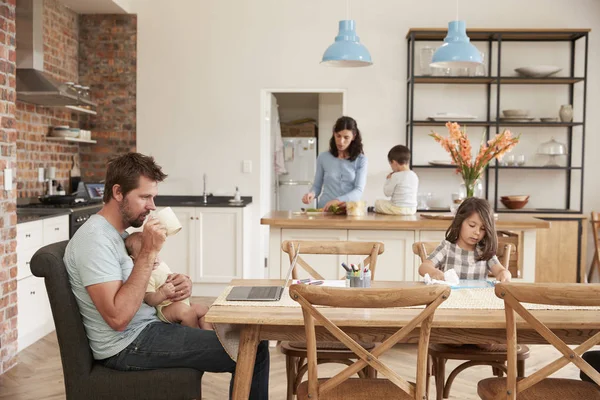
[1,332,589,400]
[0,296,589,400]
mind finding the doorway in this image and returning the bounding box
[259,89,345,274]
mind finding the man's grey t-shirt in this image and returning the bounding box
[64,214,159,360]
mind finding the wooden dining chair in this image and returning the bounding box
[478,283,600,399]
[412,238,530,400]
[290,283,450,400]
[279,240,384,400]
[587,211,600,282]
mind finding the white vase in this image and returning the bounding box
[559,105,573,122]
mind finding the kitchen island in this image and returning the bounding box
[261,211,551,283]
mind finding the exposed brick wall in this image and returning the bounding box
[15,104,78,196]
[16,0,80,197]
[42,0,78,83]
[79,14,137,181]
[0,0,18,374]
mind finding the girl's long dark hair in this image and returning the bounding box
[445,197,497,261]
[329,116,364,161]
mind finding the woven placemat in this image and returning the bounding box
[212,286,600,311]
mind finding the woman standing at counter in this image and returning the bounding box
[302,116,368,210]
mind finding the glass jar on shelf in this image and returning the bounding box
[419,47,435,76]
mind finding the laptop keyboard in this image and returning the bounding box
[248,286,279,299]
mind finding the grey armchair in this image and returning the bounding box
[30,241,203,400]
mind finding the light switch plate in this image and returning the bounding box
[242,160,252,173]
[38,167,45,182]
[4,168,12,190]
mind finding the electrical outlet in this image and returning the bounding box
[38,167,45,182]
[242,160,252,174]
[4,168,12,191]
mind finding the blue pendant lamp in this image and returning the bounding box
[321,20,372,67]
[431,20,482,68]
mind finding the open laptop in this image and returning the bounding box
[226,244,300,301]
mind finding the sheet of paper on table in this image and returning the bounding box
[292,279,347,287]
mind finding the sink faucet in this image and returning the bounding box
[203,173,208,204]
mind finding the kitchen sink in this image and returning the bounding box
[170,197,238,206]
[154,195,247,208]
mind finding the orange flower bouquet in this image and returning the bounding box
[430,122,520,198]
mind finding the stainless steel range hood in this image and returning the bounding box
[16,0,97,109]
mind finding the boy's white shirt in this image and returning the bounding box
[383,170,419,207]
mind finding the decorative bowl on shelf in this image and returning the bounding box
[502,109,529,117]
[501,195,530,202]
[514,65,562,78]
[500,197,529,209]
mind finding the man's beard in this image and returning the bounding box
[119,197,148,228]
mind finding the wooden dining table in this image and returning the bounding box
[205,280,600,400]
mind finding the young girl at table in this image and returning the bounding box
[418,197,512,283]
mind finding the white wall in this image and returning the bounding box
[318,93,344,154]
[131,0,600,277]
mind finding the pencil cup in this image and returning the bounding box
[349,271,371,288]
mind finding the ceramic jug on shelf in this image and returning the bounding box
[559,104,573,122]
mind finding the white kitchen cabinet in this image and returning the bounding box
[43,217,69,245]
[17,216,69,281]
[17,215,69,351]
[16,220,44,254]
[195,208,243,284]
[157,207,247,297]
[348,230,416,281]
[419,230,446,242]
[267,227,440,282]
[18,275,53,352]
[156,207,196,277]
[280,229,348,280]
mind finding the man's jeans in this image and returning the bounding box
[102,322,269,399]
[581,350,600,384]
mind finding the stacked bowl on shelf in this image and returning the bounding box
[500,195,529,209]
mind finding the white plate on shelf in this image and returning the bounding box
[427,113,478,121]
[497,117,536,122]
[514,65,562,78]
[428,160,454,166]
[229,199,244,204]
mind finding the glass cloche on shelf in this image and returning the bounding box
[537,137,567,167]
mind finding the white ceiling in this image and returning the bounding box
[59,0,130,14]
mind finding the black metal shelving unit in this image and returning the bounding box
[406,28,589,214]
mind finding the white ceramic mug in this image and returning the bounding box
[155,207,182,236]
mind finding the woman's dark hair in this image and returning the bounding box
[388,145,411,165]
[104,152,167,203]
[328,116,364,161]
[445,197,497,261]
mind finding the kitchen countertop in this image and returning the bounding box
[17,209,71,224]
[154,195,252,208]
[260,211,551,230]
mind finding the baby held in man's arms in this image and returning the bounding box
[125,232,213,330]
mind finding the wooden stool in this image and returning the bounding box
[427,344,530,400]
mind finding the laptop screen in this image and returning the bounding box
[85,182,105,201]
[282,244,301,288]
